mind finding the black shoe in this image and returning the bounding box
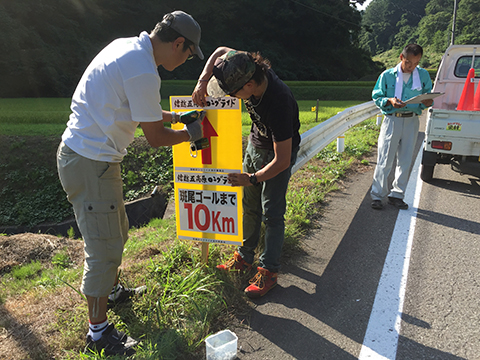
[85,323,138,356]
[388,197,408,209]
[108,284,147,307]
[371,200,383,210]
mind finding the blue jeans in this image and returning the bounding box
[237,141,298,272]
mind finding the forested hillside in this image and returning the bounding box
[2,0,477,98]
[360,0,480,68]
[0,0,376,97]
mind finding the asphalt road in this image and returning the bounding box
[397,159,480,359]
[232,114,480,360]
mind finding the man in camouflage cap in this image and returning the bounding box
[192,47,301,298]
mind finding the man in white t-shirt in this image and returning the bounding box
[56,10,204,356]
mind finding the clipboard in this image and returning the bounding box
[404,92,444,104]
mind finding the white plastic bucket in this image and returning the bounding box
[205,329,238,360]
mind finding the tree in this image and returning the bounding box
[1,0,378,97]
[416,9,452,52]
[455,0,480,44]
[359,0,429,55]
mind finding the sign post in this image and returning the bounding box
[170,96,243,262]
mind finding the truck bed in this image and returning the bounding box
[426,108,480,156]
[421,45,480,181]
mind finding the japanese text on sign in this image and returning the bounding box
[176,172,230,186]
[175,167,239,174]
[178,189,238,235]
[171,96,240,110]
[179,189,236,206]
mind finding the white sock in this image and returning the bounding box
[108,283,122,301]
[88,318,109,341]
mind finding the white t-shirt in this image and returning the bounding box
[62,31,163,162]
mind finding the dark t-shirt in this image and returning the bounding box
[245,69,301,151]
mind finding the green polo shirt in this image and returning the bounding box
[372,66,433,115]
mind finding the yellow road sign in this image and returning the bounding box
[170,96,243,245]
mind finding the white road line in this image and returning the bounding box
[358,148,424,360]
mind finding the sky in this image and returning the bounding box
[356,0,373,11]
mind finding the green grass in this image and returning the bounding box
[0,98,169,136]
[0,221,246,359]
[0,164,74,226]
[0,97,380,359]
[159,80,375,102]
[11,260,43,280]
[240,100,363,136]
[0,98,363,137]
[2,258,82,300]
[0,98,71,135]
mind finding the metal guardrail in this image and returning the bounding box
[292,101,380,174]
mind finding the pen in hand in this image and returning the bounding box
[393,97,405,108]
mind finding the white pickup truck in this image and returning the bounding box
[420,45,480,181]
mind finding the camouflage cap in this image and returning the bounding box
[207,50,256,98]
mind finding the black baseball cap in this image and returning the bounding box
[207,50,256,97]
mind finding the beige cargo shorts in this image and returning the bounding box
[56,142,129,298]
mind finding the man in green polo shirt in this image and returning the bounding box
[371,44,433,210]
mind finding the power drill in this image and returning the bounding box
[172,110,209,154]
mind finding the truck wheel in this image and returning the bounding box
[420,164,435,182]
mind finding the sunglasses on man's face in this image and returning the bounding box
[187,47,195,61]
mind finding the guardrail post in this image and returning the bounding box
[337,134,345,153]
[376,114,383,126]
[316,99,319,122]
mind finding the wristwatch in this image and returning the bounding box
[249,173,260,186]
[171,111,180,124]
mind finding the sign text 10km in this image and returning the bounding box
[170,96,243,245]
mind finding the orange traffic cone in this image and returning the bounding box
[474,76,480,111]
[457,68,476,111]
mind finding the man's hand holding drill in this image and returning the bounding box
[171,110,206,142]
